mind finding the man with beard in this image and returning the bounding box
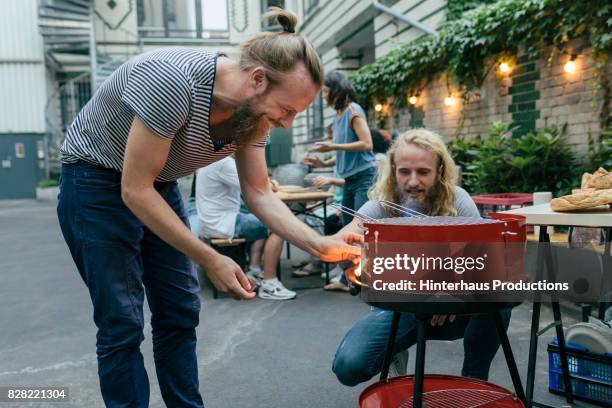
[331,128,512,385]
[56,7,360,408]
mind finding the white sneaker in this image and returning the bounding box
[246,269,263,286]
[258,278,297,300]
[330,271,342,284]
[388,349,409,378]
[321,265,344,280]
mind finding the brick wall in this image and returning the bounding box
[384,40,610,159]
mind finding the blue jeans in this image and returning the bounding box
[341,166,377,226]
[187,197,200,236]
[234,212,268,241]
[57,162,204,408]
[332,308,512,386]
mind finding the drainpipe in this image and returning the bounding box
[372,0,437,36]
[89,4,97,95]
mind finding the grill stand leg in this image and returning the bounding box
[379,311,401,381]
[495,311,526,404]
[413,316,427,408]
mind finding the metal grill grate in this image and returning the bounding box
[398,388,517,407]
[369,216,502,226]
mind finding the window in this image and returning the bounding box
[137,0,229,39]
[307,92,324,140]
[202,0,228,31]
[15,143,25,159]
[37,141,45,160]
[167,0,197,38]
[302,0,319,17]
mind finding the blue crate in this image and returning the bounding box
[548,339,612,407]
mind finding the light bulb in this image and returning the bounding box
[374,103,383,112]
[564,60,576,74]
[499,62,510,73]
[444,96,455,106]
[408,96,418,105]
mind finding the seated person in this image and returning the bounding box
[291,175,344,279]
[196,156,295,300]
[370,128,392,166]
[332,128,512,385]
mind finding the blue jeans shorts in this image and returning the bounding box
[234,212,268,241]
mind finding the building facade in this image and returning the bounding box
[0,1,48,199]
[3,1,603,199]
[0,0,298,199]
[292,0,447,160]
[294,0,609,164]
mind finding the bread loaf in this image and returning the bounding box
[589,173,612,189]
[550,188,612,211]
[593,167,608,177]
[581,172,593,189]
[572,188,596,194]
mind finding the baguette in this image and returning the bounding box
[589,173,612,189]
[550,188,612,211]
[580,167,611,189]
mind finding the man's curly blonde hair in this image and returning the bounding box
[369,128,458,216]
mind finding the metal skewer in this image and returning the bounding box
[378,200,430,218]
[330,204,377,223]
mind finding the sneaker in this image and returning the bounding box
[246,269,263,286]
[388,349,409,378]
[321,265,344,280]
[323,280,349,292]
[258,278,297,300]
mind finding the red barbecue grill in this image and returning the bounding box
[333,202,527,408]
[360,375,524,408]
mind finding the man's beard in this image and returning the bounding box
[396,184,440,215]
[232,101,270,147]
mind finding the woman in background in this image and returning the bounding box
[305,71,377,291]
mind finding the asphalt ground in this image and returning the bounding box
[0,199,594,407]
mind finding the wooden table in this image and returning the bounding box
[502,203,612,407]
[276,190,334,203]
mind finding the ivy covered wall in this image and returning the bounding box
[352,0,611,157]
[383,38,610,159]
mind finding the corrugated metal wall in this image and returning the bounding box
[0,64,47,133]
[0,0,47,133]
[0,0,43,60]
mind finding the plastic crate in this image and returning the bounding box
[547,339,612,406]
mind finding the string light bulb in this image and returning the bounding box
[444,95,455,106]
[499,62,511,73]
[374,103,383,112]
[564,58,576,74]
[408,95,418,105]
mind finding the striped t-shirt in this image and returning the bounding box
[59,48,266,181]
